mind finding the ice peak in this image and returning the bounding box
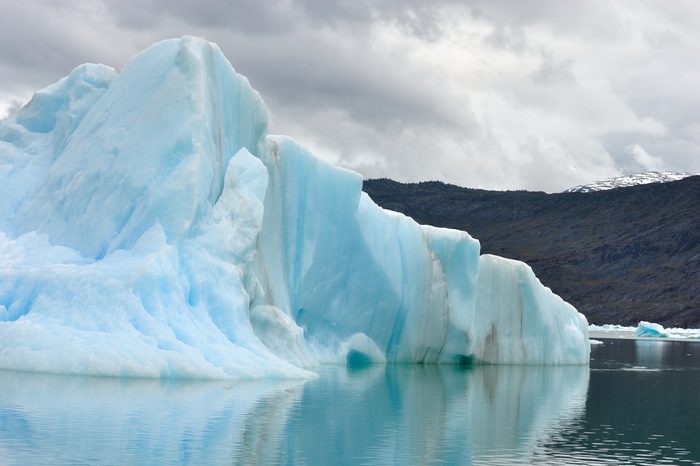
[11,36,269,258]
[17,63,116,135]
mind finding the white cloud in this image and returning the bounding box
[625,144,664,172]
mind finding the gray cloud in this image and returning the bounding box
[108,0,295,34]
[0,0,698,191]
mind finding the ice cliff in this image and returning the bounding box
[0,37,589,379]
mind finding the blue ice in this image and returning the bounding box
[0,37,589,379]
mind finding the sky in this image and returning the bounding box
[1,1,699,192]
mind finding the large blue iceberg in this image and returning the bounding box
[0,37,589,378]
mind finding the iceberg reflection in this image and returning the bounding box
[0,370,305,466]
[0,365,589,465]
[287,365,589,465]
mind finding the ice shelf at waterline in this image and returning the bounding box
[0,37,589,379]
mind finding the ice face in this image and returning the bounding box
[472,255,590,363]
[0,37,590,379]
[256,136,477,364]
[256,136,570,365]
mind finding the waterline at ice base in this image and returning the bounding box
[0,37,589,379]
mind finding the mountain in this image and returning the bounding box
[565,171,694,193]
[364,176,700,328]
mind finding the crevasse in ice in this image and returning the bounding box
[0,37,589,379]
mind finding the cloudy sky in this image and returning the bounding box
[1,0,698,191]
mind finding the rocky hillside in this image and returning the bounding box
[363,176,700,327]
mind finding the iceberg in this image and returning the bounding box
[0,37,589,379]
[636,321,669,338]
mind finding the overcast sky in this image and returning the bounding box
[1,0,698,191]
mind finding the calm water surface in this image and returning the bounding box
[1,339,698,465]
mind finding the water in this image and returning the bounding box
[0,339,698,465]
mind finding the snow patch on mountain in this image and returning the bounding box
[565,172,694,193]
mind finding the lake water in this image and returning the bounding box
[1,339,698,465]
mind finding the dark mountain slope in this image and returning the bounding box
[363,176,700,327]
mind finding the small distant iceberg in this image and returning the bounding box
[636,321,669,338]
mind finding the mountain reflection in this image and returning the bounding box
[0,365,589,465]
